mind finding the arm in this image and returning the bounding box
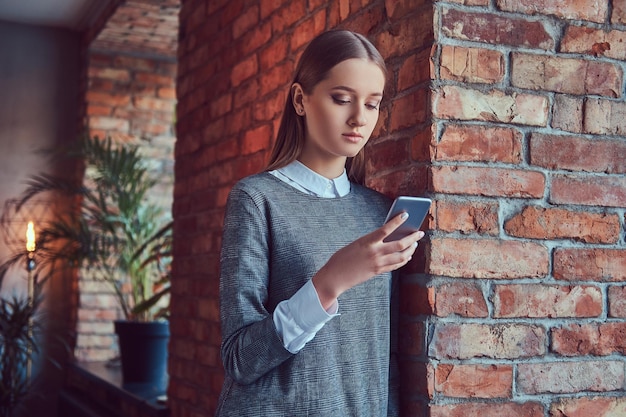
[219,187,293,385]
[387,271,400,417]
[312,212,424,310]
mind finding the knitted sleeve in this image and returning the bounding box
[219,185,294,385]
[387,271,400,416]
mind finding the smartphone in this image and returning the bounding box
[383,196,432,242]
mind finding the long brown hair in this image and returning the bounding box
[266,30,387,185]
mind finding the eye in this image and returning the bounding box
[331,95,351,105]
[366,102,380,110]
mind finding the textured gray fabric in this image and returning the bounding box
[216,172,399,417]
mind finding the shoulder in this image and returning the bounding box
[348,183,393,218]
[228,172,284,201]
[351,183,392,205]
[232,172,277,192]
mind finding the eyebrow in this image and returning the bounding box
[331,85,383,97]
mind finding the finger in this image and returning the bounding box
[397,230,425,247]
[378,230,424,256]
[373,212,409,242]
[380,244,416,271]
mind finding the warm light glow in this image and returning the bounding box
[26,221,36,252]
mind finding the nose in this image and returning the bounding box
[349,105,367,127]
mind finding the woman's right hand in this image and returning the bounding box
[311,212,425,310]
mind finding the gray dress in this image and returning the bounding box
[216,173,398,417]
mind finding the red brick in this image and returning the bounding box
[504,206,621,244]
[517,361,624,394]
[135,72,175,86]
[158,87,176,99]
[86,104,112,117]
[238,20,272,57]
[399,281,431,316]
[431,166,545,198]
[88,67,131,82]
[439,45,504,84]
[219,0,245,29]
[366,138,411,172]
[409,127,431,162]
[582,98,626,135]
[497,0,607,23]
[233,78,260,109]
[259,36,289,71]
[232,4,259,39]
[398,48,431,92]
[433,200,499,235]
[259,61,293,96]
[551,396,626,417]
[133,96,174,112]
[88,116,130,132]
[554,248,626,282]
[340,7,386,36]
[224,106,251,136]
[430,237,549,279]
[384,0,430,20]
[86,91,131,107]
[241,124,272,155]
[511,53,621,97]
[259,0,289,19]
[440,8,554,49]
[367,165,429,198]
[209,93,233,119]
[398,321,425,356]
[550,174,626,208]
[530,133,626,174]
[562,26,626,60]
[431,402,544,417]
[494,284,603,318]
[614,1,626,24]
[551,323,626,356]
[430,323,546,359]
[435,364,513,398]
[230,54,258,87]
[433,86,548,126]
[371,106,389,139]
[289,9,326,52]
[376,12,434,58]
[389,89,429,132]
[608,286,626,317]
[552,94,583,133]
[435,124,522,163]
[253,91,285,122]
[270,0,306,33]
[433,282,489,317]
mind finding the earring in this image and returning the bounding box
[296,108,304,115]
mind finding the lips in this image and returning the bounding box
[342,132,363,143]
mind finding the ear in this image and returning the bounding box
[291,83,305,115]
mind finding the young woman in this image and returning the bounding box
[216,30,424,416]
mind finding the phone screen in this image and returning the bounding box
[383,196,431,242]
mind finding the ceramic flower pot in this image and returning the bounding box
[114,320,169,394]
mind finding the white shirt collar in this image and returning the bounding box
[270,160,351,198]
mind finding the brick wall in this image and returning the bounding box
[75,50,177,362]
[173,0,625,416]
[75,0,179,362]
[76,51,176,362]
[423,0,626,416]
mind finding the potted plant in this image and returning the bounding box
[0,295,41,417]
[0,136,172,392]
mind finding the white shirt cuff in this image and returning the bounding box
[273,279,338,353]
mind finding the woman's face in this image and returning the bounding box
[295,58,385,177]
